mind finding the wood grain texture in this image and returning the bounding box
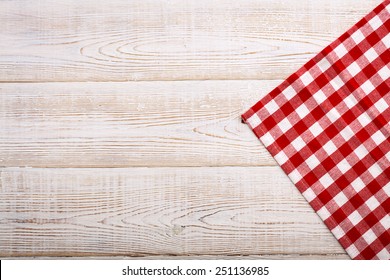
[2,254,349,260]
[0,0,373,258]
[0,167,346,257]
[0,80,279,168]
[0,0,382,82]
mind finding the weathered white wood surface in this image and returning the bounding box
[0,0,382,82]
[0,167,346,257]
[2,255,349,260]
[0,0,379,258]
[0,81,278,167]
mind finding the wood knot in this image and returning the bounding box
[172,224,185,235]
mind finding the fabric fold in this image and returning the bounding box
[242,0,390,259]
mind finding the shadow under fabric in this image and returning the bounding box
[242,0,390,259]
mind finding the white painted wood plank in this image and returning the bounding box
[0,80,279,167]
[0,0,381,82]
[2,254,349,260]
[0,167,345,257]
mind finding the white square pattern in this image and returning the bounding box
[289,169,303,184]
[291,136,306,151]
[334,44,348,59]
[337,158,351,173]
[377,66,390,80]
[354,144,369,160]
[296,103,310,119]
[309,123,322,137]
[274,151,289,165]
[300,72,314,86]
[302,188,316,202]
[372,130,386,145]
[357,113,371,127]
[247,114,261,128]
[323,140,337,155]
[264,99,279,114]
[351,29,365,45]
[348,211,363,226]
[368,165,382,178]
[362,229,377,245]
[345,244,360,259]
[361,80,375,94]
[334,191,348,207]
[365,48,378,63]
[332,225,346,239]
[340,126,354,141]
[260,132,274,147]
[317,206,331,220]
[318,57,332,72]
[330,76,344,91]
[365,196,380,211]
[346,61,362,77]
[344,95,358,109]
[326,107,341,122]
[369,16,383,30]
[351,177,366,193]
[306,154,320,169]
[319,174,333,188]
[384,182,390,196]
[313,89,327,104]
[383,33,390,48]
[374,99,388,114]
[377,248,390,259]
[279,118,293,133]
[283,85,297,100]
[380,215,390,229]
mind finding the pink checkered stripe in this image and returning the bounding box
[242,1,390,259]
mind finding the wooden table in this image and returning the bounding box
[0,0,381,259]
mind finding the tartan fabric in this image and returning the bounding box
[242,1,390,260]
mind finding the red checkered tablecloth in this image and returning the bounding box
[242,0,390,259]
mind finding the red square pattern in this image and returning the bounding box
[242,1,390,259]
